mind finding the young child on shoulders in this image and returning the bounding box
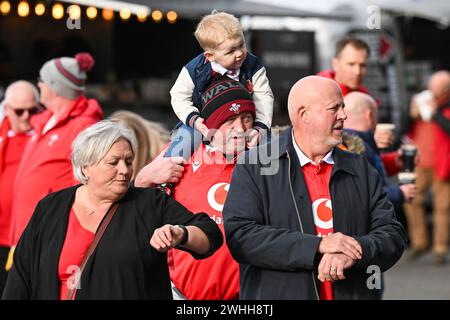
[166,11,274,159]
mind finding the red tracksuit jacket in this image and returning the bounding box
[10,96,103,246]
[0,118,32,247]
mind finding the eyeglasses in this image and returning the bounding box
[12,106,42,117]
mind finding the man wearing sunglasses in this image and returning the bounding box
[0,80,41,295]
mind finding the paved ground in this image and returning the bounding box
[383,250,450,299]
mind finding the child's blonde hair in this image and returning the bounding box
[194,11,244,50]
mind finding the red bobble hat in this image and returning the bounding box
[39,52,95,99]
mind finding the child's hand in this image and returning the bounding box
[195,117,209,138]
[246,128,261,148]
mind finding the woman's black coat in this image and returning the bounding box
[2,185,223,300]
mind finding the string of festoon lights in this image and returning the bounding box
[0,0,178,23]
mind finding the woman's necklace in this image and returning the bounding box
[85,202,109,216]
[79,187,111,216]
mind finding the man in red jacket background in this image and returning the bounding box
[8,53,103,264]
[0,81,41,294]
[318,37,391,149]
[317,36,371,97]
[318,37,403,183]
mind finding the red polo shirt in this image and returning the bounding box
[302,162,334,300]
[293,131,335,300]
[168,143,239,300]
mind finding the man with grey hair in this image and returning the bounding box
[0,80,41,294]
[8,53,103,261]
[223,76,407,299]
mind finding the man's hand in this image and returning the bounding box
[318,253,357,282]
[134,149,185,187]
[318,232,362,260]
[399,183,417,203]
[245,128,261,148]
[195,117,210,138]
[150,224,185,252]
[374,127,394,149]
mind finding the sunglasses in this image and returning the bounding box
[12,106,42,117]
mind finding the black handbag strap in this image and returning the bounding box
[67,203,119,300]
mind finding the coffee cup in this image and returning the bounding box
[375,123,395,149]
[398,172,416,185]
[376,123,395,133]
[401,144,417,172]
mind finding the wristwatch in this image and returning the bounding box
[176,225,189,246]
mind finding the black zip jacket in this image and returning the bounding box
[223,128,407,300]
